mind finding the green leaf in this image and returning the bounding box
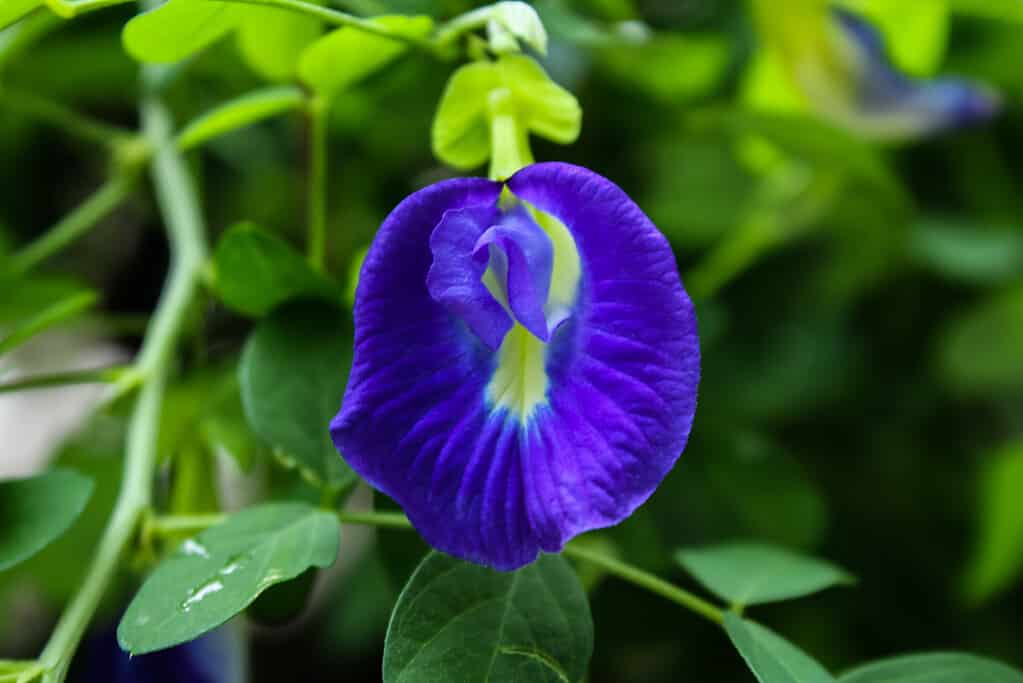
[432,55,580,170]
[298,15,433,98]
[911,218,1023,286]
[384,552,593,683]
[0,0,39,30]
[963,441,1023,603]
[212,222,337,317]
[239,299,354,489]
[177,87,306,152]
[948,0,1023,23]
[936,284,1023,394]
[236,8,321,82]
[598,33,730,102]
[839,652,1023,683]
[0,289,97,356]
[724,613,836,683]
[0,469,94,571]
[676,542,854,607]
[118,502,339,654]
[122,0,245,64]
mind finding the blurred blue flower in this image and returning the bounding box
[80,624,245,683]
[757,2,1000,140]
[332,163,700,571]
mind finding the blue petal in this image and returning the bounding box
[333,164,699,571]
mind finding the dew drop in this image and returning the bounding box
[181,539,211,559]
[181,580,224,612]
[220,562,242,576]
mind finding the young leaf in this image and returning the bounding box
[236,7,321,82]
[0,469,94,571]
[937,285,1023,394]
[432,55,580,170]
[676,542,854,607]
[384,552,593,683]
[238,299,354,489]
[298,15,434,99]
[118,503,340,654]
[0,0,39,30]
[122,0,245,63]
[724,613,836,683]
[212,222,337,317]
[839,652,1023,682]
[963,441,1023,603]
[177,87,306,152]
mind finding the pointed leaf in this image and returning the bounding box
[0,469,94,571]
[839,652,1023,683]
[118,503,339,654]
[676,542,854,607]
[384,552,593,683]
[212,221,337,317]
[725,613,836,683]
[239,300,354,489]
[178,87,305,152]
[298,15,433,98]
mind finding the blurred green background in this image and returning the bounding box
[2,0,1023,680]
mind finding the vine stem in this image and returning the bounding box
[8,175,135,276]
[0,86,132,146]
[306,97,329,271]
[0,365,133,394]
[148,509,726,626]
[37,79,208,683]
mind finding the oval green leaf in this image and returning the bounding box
[117,502,340,654]
[839,652,1023,683]
[236,8,321,82]
[239,299,354,489]
[0,0,40,30]
[177,87,306,152]
[298,15,433,99]
[0,468,94,571]
[676,542,854,607]
[384,552,593,683]
[122,0,244,63]
[212,221,337,316]
[937,285,1023,394]
[724,613,836,683]
[963,441,1023,603]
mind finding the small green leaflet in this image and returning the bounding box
[963,441,1023,604]
[384,552,593,683]
[0,469,94,572]
[911,217,1023,286]
[118,503,339,654]
[676,542,854,607]
[937,284,1023,394]
[0,0,39,30]
[238,300,355,490]
[299,15,434,99]
[724,613,836,683]
[123,0,320,81]
[212,222,338,317]
[839,652,1023,682]
[177,87,306,152]
[432,54,581,170]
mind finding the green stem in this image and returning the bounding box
[0,291,98,357]
[307,97,329,271]
[0,365,132,394]
[487,88,533,181]
[561,544,725,625]
[37,76,208,683]
[8,175,135,276]
[0,86,131,146]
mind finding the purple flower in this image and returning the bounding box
[331,163,700,570]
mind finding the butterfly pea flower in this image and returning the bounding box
[331,162,699,570]
[756,2,999,140]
